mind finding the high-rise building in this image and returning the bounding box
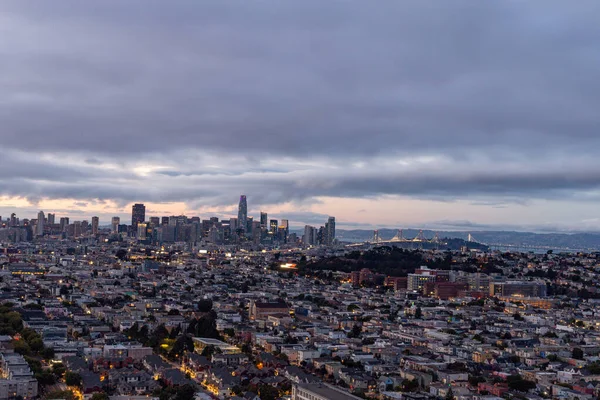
[73,221,82,238]
[36,211,45,236]
[111,217,120,233]
[260,212,268,228]
[161,216,169,225]
[59,217,69,232]
[229,218,238,232]
[281,219,289,238]
[91,216,99,235]
[246,216,254,236]
[303,225,316,246]
[137,223,148,240]
[149,217,160,226]
[270,219,278,235]
[237,195,247,234]
[132,203,146,228]
[324,217,336,246]
[47,213,55,225]
[10,214,16,227]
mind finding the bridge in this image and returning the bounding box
[365,231,590,253]
[466,233,590,253]
[370,229,442,245]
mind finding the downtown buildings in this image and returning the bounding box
[0,196,337,248]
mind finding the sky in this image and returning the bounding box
[2,1,600,232]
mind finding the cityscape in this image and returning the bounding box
[2,1,600,400]
[0,196,337,249]
[0,196,600,400]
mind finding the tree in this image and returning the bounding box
[513,312,524,321]
[174,384,197,400]
[91,394,109,400]
[223,328,235,337]
[414,307,422,319]
[47,390,77,400]
[29,337,44,352]
[169,335,194,359]
[506,375,536,392]
[42,347,55,360]
[258,384,280,400]
[348,324,362,338]
[65,372,82,387]
[572,347,584,360]
[197,299,213,312]
[52,363,66,379]
[201,345,220,359]
[115,249,128,260]
[445,387,454,400]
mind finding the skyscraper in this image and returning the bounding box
[91,216,99,235]
[149,217,160,226]
[325,216,336,246]
[281,219,289,233]
[237,195,247,234]
[36,211,45,236]
[111,217,120,233]
[132,203,146,228]
[260,212,268,228]
[303,225,316,246]
[60,217,69,232]
[270,219,278,235]
[47,213,55,225]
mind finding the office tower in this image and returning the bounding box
[270,219,278,235]
[73,221,82,238]
[36,211,45,236]
[47,213,55,225]
[303,225,316,246]
[281,219,289,238]
[60,217,69,232]
[237,195,247,234]
[137,223,148,240]
[111,217,120,233]
[131,203,146,228]
[169,216,178,226]
[161,216,169,225]
[260,212,268,228]
[229,218,238,232]
[190,216,200,224]
[324,216,336,246]
[81,220,89,233]
[201,220,212,238]
[246,216,253,235]
[91,216,99,235]
[149,217,160,226]
[9,214,16,227]
[208,226,219,243]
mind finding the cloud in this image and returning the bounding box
[1,1,600,229]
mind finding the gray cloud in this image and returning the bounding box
[1,0,600,228]
[1,0,600,159]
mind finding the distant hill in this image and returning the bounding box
[330,228,600,250]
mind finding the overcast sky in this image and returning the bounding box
[2,0,600,231]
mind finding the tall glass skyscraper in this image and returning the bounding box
[237,195,247,234]
[132,203,146,228]
[260,212,268,228]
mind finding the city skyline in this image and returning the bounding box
[2,1,600,232]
